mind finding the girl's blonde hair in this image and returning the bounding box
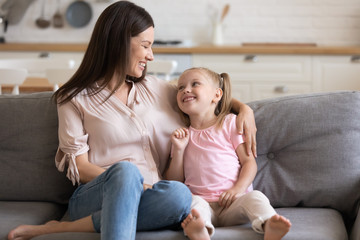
[179,67,232,128]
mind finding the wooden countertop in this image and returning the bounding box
[1,43,360,55]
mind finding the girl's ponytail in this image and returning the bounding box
[215,72,232,128]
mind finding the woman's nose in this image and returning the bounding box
[146,49,154,61]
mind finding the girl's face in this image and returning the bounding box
[128,26,154,78]
[177,69,222,117]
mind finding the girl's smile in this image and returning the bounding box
[182,95,196,103]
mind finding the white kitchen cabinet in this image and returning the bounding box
[0,52,40,59]
[0,51,84,61]
[313,55,360,92]
[252,83,312,101]
[0,51,84,77]
[192,54,313,102]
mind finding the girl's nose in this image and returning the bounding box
[183,87,190,93]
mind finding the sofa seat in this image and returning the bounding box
[27,207,348,240]
[0,202,66,240]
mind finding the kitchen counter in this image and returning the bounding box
[1,43,360,95]
[1,43,360,55]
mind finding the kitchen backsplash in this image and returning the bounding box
[2,0,360,46]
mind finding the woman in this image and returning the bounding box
[7,1,257,240]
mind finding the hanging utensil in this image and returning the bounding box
[35,0,50,29]
[66,0,92,28]
[53,0,64,28]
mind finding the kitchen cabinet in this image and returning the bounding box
[192,54,313,102]
[0,51,84,61]
[0,51,84,77]
[313,55,360,92]
[1,44,360,98]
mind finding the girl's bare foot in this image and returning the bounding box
[264,214,291,240]
[7,221,61,240]
[181,209,210,240]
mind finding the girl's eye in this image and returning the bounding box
[192,82,200,86]
[178,86,184,91]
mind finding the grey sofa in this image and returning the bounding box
[1,91,359,240]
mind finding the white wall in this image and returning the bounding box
[3,0,360,46]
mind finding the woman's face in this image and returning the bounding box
[128,26,154,78]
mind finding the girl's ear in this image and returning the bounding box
[213,88,223,103]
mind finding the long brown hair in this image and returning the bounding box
[179,67,232,128]
[53,1,154,104]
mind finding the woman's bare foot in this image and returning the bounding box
[7,221,61,240]
[264,214,291,240]
[181,209,210,240]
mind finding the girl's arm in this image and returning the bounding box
[164,128,189,182]
[231,98,257,157]
[218,143,258,208]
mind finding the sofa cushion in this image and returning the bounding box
[30,208,347,240]
[0,201,66,240]
[276,208,348,240]
[248,91,360,223]
[0,92,75,204]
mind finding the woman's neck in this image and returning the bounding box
[108,79,131,105]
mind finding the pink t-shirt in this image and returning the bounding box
[184,114,253,202]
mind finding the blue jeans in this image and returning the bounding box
[68,161,191,240]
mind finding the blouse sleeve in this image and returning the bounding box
[55,100,89,185]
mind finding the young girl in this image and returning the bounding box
[166,67,292,240]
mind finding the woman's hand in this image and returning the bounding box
[235,104,257,157]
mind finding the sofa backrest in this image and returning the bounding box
[249,91,360,222]
[1,90,359,221]
[0,92,75,204]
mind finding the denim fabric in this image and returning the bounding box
[68,162,191,240]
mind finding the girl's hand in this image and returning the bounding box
[171,128,189,150]
[218,188,244,208]
[236,105,257,157]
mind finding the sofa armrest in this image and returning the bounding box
[350,208,360,240]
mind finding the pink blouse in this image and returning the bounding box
[55,76,184,185]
